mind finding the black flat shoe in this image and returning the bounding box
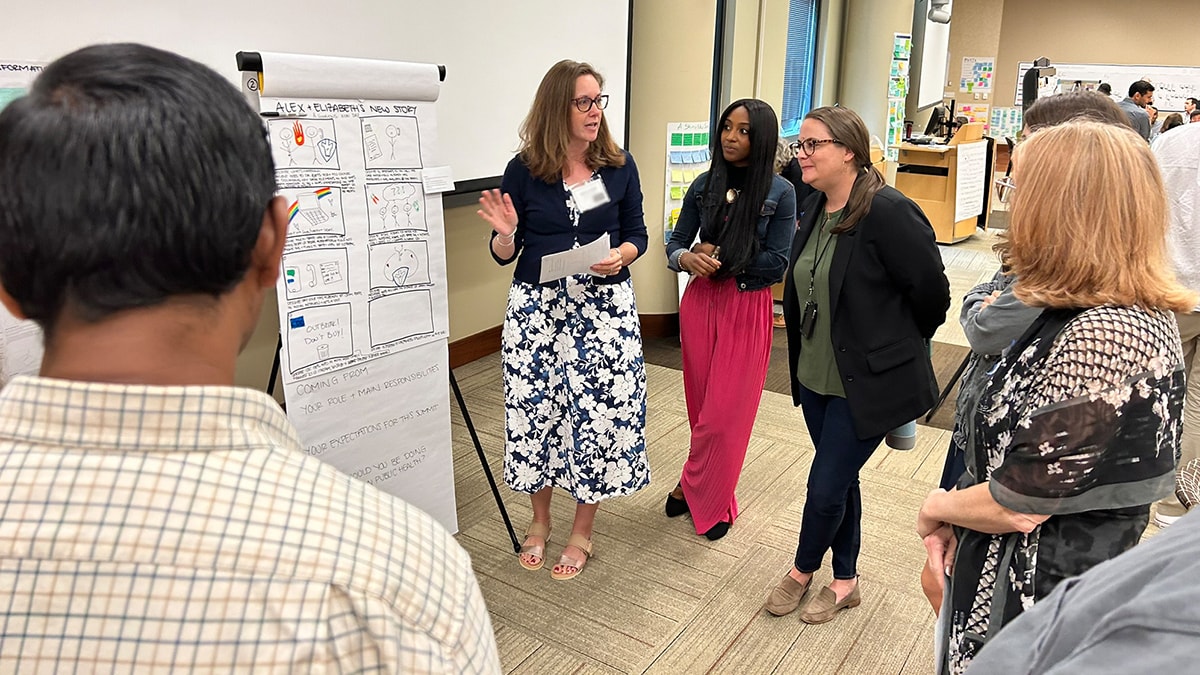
[665,483,689,517]
[704,521,731,540]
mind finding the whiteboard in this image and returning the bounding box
[0,1,632,186]
[911,0,953,110]
[1016,61,1200,112]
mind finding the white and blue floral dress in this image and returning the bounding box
[502,275,648,502]
[494,157,651,504]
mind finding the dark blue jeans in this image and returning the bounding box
[794,385,885,579]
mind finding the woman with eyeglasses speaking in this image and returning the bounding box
[477,60,649,581]
[663,99,796,541]
[763,106,950,624]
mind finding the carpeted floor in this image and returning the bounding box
[643,330,970,432]
[445,229,1052,673]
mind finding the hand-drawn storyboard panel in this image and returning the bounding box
[366,182,427,233]
[271,118,340,169]
[280,186,346,237]
[361,115,422,169]
[283,247,351,299]
[286,302,354,373]
[369,290,436,348]
[369,241,431,289]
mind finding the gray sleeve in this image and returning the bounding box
[972,614,1200,675]
[1042,628,1200,675]
[968,511,1200,675]
[961,284,1042,356]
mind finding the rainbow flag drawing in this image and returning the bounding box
[287,188,334,223]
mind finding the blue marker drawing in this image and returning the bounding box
[290,316,305,329]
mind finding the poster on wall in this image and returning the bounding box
[989,107,1023,142]
[664,121,711,304]
[1010,61,1200,110]
[955,141,988,223]
[958,103,990,131]
[244,52,459,532]
[0,60,45,387]
[960,56,995,93]
[887,33,913,161]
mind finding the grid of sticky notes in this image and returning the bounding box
[663,130,712,244]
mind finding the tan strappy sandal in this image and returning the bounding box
[550,533,593,581]
[519,522,551,571]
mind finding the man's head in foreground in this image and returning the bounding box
[0,43,286,385]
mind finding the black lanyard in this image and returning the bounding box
[806,211,837,298]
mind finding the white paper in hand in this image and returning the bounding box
[538,235,612,283]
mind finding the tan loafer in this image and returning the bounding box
[799,584,861,624]
[765,574,811,616]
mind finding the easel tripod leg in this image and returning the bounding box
[449,369,520,553]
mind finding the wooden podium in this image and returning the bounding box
[894,123,994,244]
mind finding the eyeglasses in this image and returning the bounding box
[789,138,841,157]
[571,95,609,113]
[994,176,1016,203]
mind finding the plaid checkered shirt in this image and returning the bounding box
[0,376,499,673]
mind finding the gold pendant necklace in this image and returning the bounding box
[725,188,740,204]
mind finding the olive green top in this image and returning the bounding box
[792,209,844,397]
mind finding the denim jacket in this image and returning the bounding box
[666,171,797,291]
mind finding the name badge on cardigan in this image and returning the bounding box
[569,176,611,212]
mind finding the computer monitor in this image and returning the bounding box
[923,105,946,136]
[924,99,956,138]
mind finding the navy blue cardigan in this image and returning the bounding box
[490,152,648,284]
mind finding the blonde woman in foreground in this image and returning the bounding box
[918,120,1196,673]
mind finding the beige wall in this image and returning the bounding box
[992,0,1199,108]
[627,0,721,315]
[838,0,916,142]
[813,0,846,108]
[443,203,511,339]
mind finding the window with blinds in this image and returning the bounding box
[780,0,820,137]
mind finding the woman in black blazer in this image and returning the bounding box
[763,106,950,624]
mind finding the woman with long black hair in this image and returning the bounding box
[664,99,796,540]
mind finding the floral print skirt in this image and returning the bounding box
[501,276,649,503]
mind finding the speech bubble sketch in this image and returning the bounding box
[366,182,427,233]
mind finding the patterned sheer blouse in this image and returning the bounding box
[942,305,1186,674]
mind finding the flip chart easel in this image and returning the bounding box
[242,50,516,551]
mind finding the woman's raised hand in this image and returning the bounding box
[478,189,518,237]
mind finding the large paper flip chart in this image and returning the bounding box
[241,51,457,531]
